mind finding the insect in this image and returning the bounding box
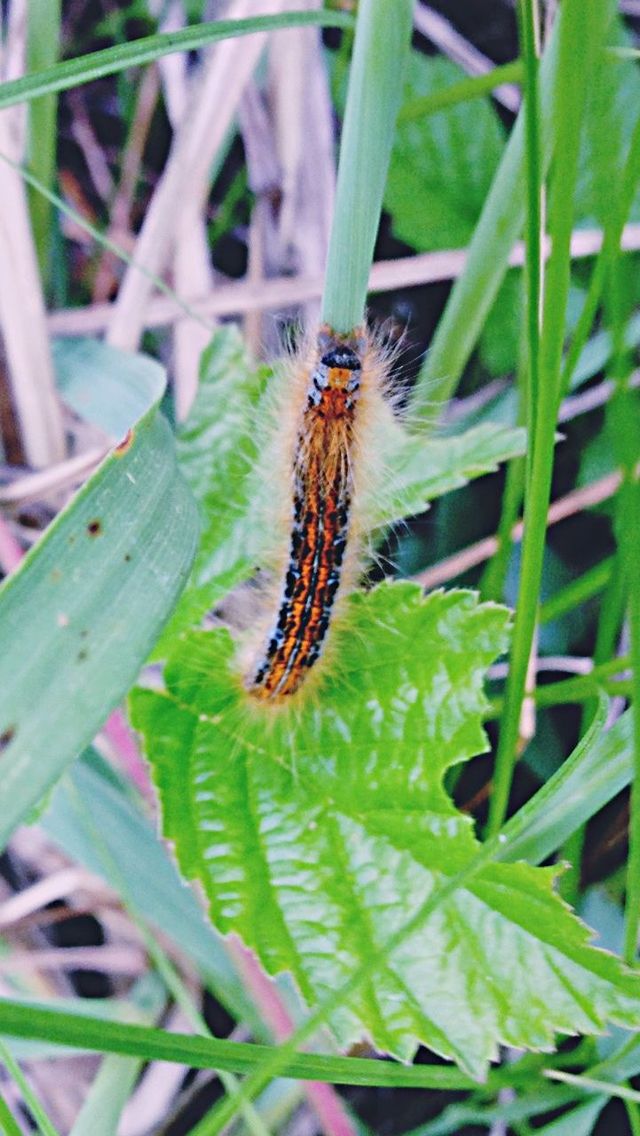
[245,322,391,703]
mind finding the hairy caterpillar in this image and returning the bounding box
[244,322,394,704]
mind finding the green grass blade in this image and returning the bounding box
[25,0,61,281]
[0,1000,474,1091]
[0,1091,23,1136]
[59,773,273,1136]
[398,58,523,122]
[0,1040,60,1136]
[622,473,640,963]
[560,112,640,395]
[496,694,618,863]
[487,0,606,834]
[68,978,166,1136]
[540,557,615,624]
[0,11,352,111]
[321,0,413,331]
[545,1070,640,1106]
[414,10,563,410]
[0,343,198,848]
[516,0,542,436]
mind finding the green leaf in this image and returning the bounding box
[375,421,526,526]
[131,583,640,1077]
[53,337,167,438]
[385,53,505,252]
[0,342,199,849]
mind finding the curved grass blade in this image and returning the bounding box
[0,12,352,112]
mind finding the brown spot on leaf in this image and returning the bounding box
[124,552,132,562]
[114,428,135,455]
[77,649,88,663]
[0,726,16,752]
[87,519,102,537]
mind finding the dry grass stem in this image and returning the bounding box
[0,13,65,469]
[49,223,640,337]
[270,5,335,327]
[0,867,95,929]
[414,466,630,590]
[118,1006,191,1136]
[489,655,596,679]
[92,65,161,303]
[0,445,107,506]
[157,4,217,421]
[240,78,282,353]
[106,0,295,352]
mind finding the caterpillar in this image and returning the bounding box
[244,322,392,704]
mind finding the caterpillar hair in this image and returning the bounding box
[242,321,397,705]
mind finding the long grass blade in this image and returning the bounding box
[487,0,606,834]
[0,12,352,111]
[321,0,413,331]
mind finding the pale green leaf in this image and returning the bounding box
[373,421,526,526]
[0,342,199,849]
[131,583,640,1077]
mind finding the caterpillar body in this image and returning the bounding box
[245,323,389,703]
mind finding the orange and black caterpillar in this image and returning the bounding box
[245,324,374,702]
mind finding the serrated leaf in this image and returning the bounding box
[0,340,199,849]
[131,583,640,1077]
[385,52,505,252]
[373,421,526,525]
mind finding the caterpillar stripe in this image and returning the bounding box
[246,325,368,702]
